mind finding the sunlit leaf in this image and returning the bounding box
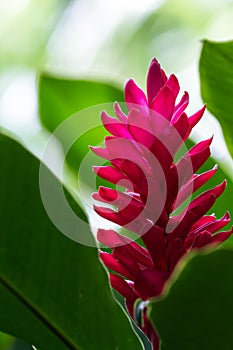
[200,40,233,159]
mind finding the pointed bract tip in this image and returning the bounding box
[150,58,160,66]
[92,165,99,172]
[214,180,227,197]
[125,78,134,88]
[113,101,121,112]
[223,211,231,221]
[92,192,98,200]
[199,104,207,114]
[204,135,214,146]
[100,110,107,118]
[184,91,189,100]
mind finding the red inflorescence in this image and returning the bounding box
[91,58,232,350]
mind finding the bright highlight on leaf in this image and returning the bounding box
[92,58,233,349]
[200,40,233,159]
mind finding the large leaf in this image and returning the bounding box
[0,132,142,350]
[199,40,233,158]
[148,248,233,350]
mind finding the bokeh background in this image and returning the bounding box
[0,0,232,348]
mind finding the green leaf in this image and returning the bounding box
[38,74,124,177]
[148,249,233,350]
[0,331,14,349]
[199,40,233,158]
[0,132,142,350]
[39,75,123,129]
[9,339,32,350]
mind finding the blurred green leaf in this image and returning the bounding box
[38,74,123,183]
[0,132,143,350]
[200,40,233,159]
[9,339,32,350]
[93,0,225,83]
[149,249,233,350]
[39,75,123,130]
[0,332,14,350]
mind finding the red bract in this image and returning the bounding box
[91,58,232,350]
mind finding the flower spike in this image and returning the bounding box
[91,58,232,350]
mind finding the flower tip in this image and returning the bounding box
[92,165,99,173]
[204,135,214,146]
[184,91,189,100]
[222,179,227,186]
[125,78,148,109]
[93,203,98,210]
[100,110,113,127]
[125,78,134,88]
[97,228,123,247]
[215,180,227,197]
[208,133,214,141]
[113,102,128,123]
[224,211,231,221]
[98,186,107,195]
[200,104,207,115]
[97,229,110,245]
[100,110,107,118]
[188,104,206,128]
[113,101,120,112]
[149,57,160,67]
[92,192,99,200]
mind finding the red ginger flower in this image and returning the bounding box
[91,58,233,350]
